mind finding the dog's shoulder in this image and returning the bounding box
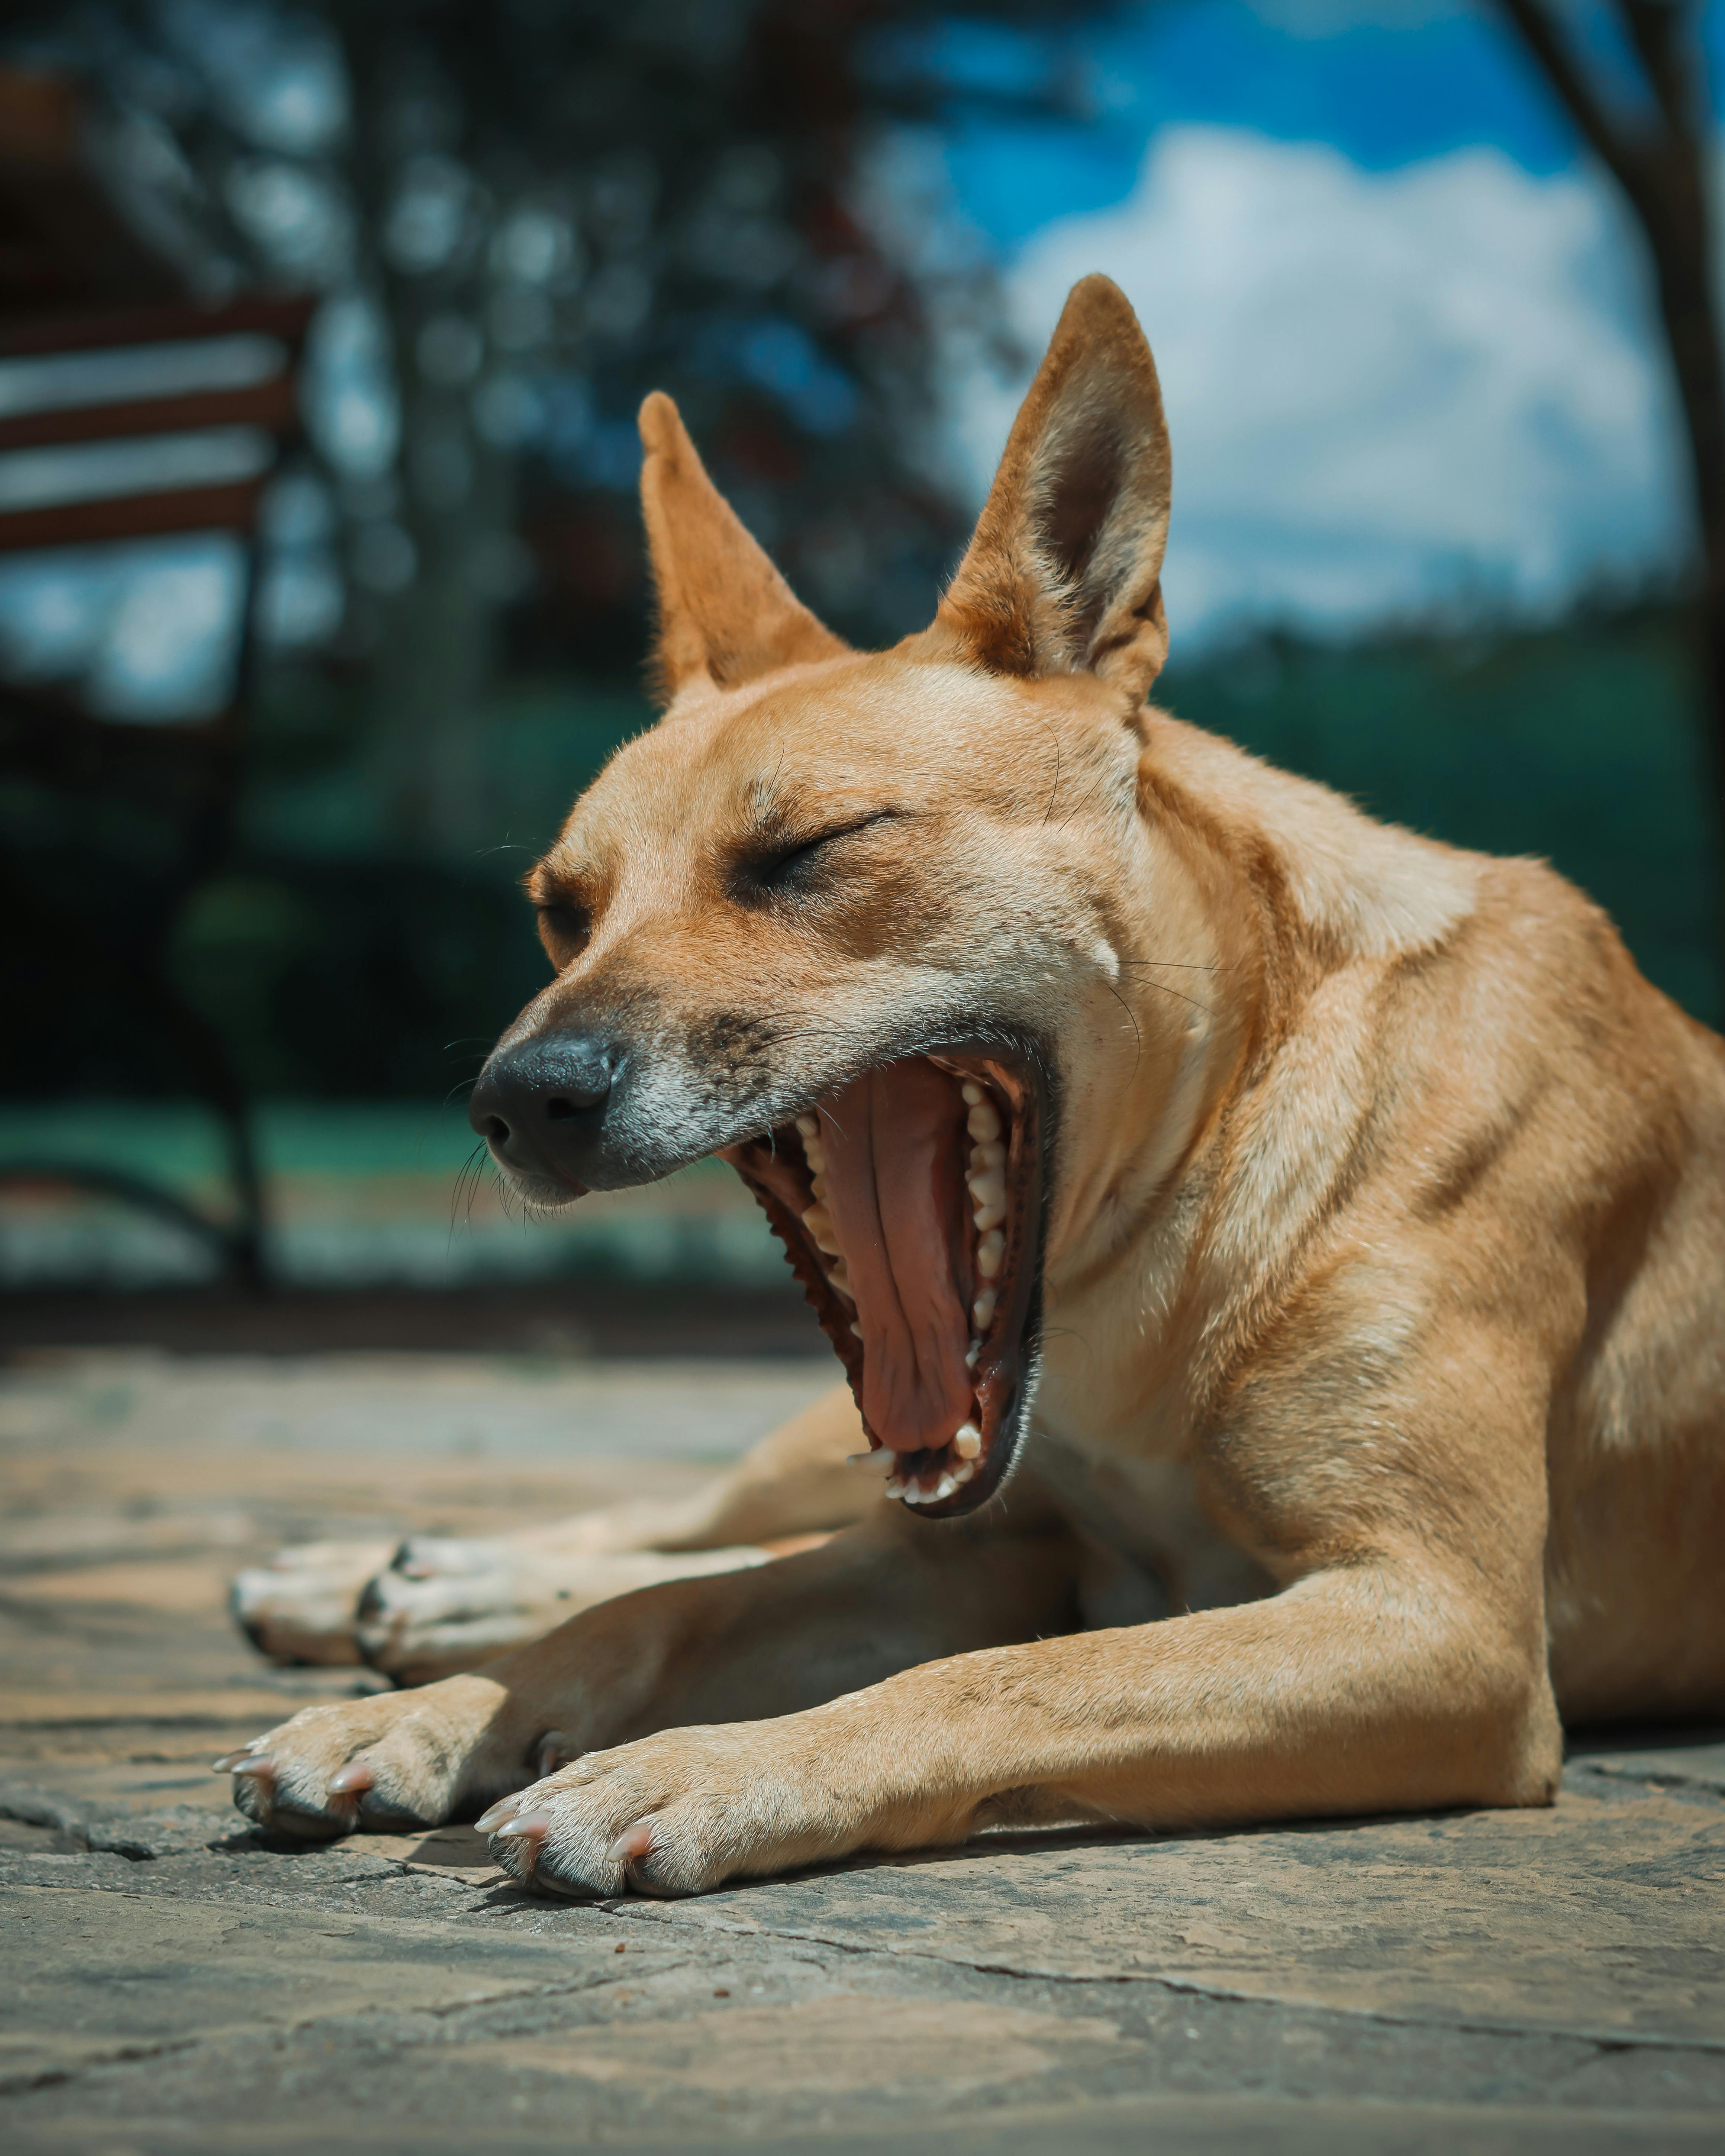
[1138,709,1479,967]
[1142,707,1713,1086]
[1125,706,1725,1377]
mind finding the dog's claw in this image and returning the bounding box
[490,1808,554,1881]
[474,1795,522,1833]
[491,1808,553,1843]
[536,1729,573,1777]
[229,1754,276,1821]
[327,1762,374,1795]
[609,1820,654,1865]
[211,1749,256,1772]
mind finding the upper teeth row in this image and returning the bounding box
[796,1113,857,1315]
[961,1082,1006,1317]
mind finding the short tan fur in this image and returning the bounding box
[228,277,1725,1895]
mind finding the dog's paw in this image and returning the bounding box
[353,1555,556,1684]
[390,1533,517,1578]
[230,1540,397,1666]
[354,1546,774,1686]
[217,1672,542,1840]
[477,1720,865,1898]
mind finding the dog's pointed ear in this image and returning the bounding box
[638,392,849,701]
[937,275,1171,698]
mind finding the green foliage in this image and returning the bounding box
[1160,606,1721,1027]
[159,671,657,1101]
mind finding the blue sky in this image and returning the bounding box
[914,0,1719,644]
[932,0,1719,239]
[0,0,1713,710]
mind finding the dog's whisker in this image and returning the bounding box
[1120,958,1229,973]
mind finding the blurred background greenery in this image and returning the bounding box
[1,0,1719,1313]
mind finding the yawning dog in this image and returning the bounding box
[224,276,1725,1895]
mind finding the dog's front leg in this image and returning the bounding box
[486,1550,1561,1897]
[226,1495,1081,1840]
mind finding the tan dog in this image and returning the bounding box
[224,277,1725,1895]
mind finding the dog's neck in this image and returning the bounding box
[1035,710,1479,1459]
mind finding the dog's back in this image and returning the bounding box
[1136,716,1725,1721]
[1459,857,1725,1718]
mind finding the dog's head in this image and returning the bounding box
[471,276,1181,1516]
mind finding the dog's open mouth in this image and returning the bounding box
[723,1054,1042,1518]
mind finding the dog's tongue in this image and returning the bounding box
[818,1060,974,1454]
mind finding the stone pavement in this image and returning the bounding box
[0,1350,1721,2154]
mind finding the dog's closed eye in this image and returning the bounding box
[737,812,897,901]
[535,900,591,959]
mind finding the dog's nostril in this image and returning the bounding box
[480,1114,510,1145]
[542,1071,611,1119]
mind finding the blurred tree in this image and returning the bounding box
[1493,0,1725,952]
[2,0,1103,858]
[0,0,1111,1104]
[324,0,1004,855]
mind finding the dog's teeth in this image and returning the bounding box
[828,1260,855,1301]
[966,1100,1002,1143]
[809,1172,827,1200]
[848,1449,890,1471]
[970,1139,1006,1171]
[796,1113,820,1138]
[805,1142,826,1175]
[803,1203,842,1256]
[849,1318,864,1337]
[972,1289,997,1331]
[934,1472,957,1500]
[976,1229,1005,1279]
[961,1081,983,1106]
[953,1422,982,1459]
[965,1339,981,1369]
[952,1459,976,1485]
[884,1475,906,1500]
[968,1168,1007,1232]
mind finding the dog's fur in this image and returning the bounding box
[228,277,1725,1895]
[231,1393,876,1685]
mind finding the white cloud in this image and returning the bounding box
[952,126,1687,647]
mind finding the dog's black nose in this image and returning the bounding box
[469,1035,617,1189]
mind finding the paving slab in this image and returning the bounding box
[0,1349,1720,2152]
[607,1777,1725,2046]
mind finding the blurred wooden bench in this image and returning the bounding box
[0,292,317,1288]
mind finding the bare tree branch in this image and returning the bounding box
[1499,0,1725,985]
[1621,0,1703,151]
[1493,0,1655,216]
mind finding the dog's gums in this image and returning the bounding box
[723,1054,1040,1516]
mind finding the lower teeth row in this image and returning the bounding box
[886,1453,976,1504]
